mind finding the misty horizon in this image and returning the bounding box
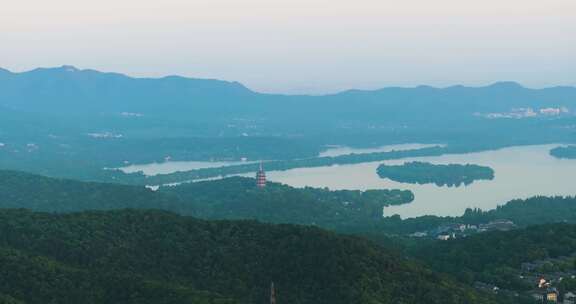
[2,64,574,96]
[3,0,575,94]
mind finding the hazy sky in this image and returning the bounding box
[2,0,575,93]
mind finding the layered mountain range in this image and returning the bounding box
[1,66,576,181]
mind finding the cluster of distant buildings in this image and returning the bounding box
[521,255,576,303]
[409,219,516,240]
[0,142,39,153]
[475,107,570,120]
[87,132,123,139]
[120,112,143,117]
[475,253,576,303]
[528,280,574,303]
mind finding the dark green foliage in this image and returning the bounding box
[453,196,576,229]
[558,278,576,294]
[377,161,495,187]
[0,170,416,233]
[479,196,576,226]
[7,169,576,239]
[375,196,576,235]
[0,246,235,304]
[0,293,24,304]
[0,209,495,304]
[3,170,576,302]
[162,177,413,229]
[413,224,576,290]
[0,170,191,213]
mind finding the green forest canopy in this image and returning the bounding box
[377,161,495,187]
[0,209,497,304]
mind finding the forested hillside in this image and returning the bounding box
[0,209,496,304]
[413,223,576,291]
[5,169,576,238]
[4,169,576,302]
[0,170,189,213]
[0,170,417,231]
[162,176,413,228]
[462,196,576,226]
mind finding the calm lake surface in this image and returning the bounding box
[120,143,576,218]
[119,160,252,176]
[318,143,441,157]
[119,143,438,176]
[265,144,576,218]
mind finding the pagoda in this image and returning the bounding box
[256,162,267,188]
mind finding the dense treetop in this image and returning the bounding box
[0,209,495,304]
[0,170,189,213]
[5,169,576,237]
[412,223,576,292]
[161,176,413,228]
[377,161,495,187]
[2,169,576,302]
[0,169,414,232]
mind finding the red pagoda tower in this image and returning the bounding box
[256,162,267,188]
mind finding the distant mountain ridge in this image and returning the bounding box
[2,65,576,180]
[2,66,575,139]
[4,65,576,94]
[2,65,575,119]
[0,65,256,116]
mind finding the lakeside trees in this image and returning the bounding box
[5,169,576,237]
[413,223,576,292]
[0,170,415,231]
[162,177,413,228]
[104,143,513,186]
[3,170,576,302]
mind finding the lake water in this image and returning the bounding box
[318,143,442,157]
[119,143,439,176]
[265,144,576,218]
[119,160,252,176]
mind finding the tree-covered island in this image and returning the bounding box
[377,161,495,187]
[550,145,576,159]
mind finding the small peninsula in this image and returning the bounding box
[550,146,576,159]
[377,161,495,187]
